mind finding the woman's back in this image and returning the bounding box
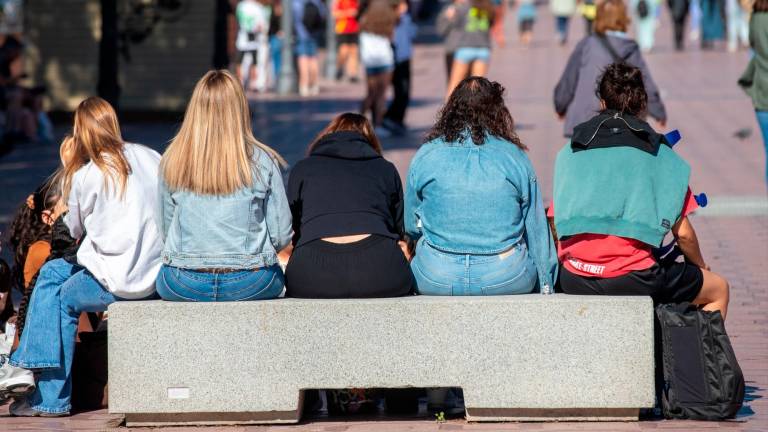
[406,136,535,254]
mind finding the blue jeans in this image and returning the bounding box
[757,110,768,184]
[10,259,118,414]
[270,35,283,84]
[411,239,537,296]
[155,264,284,301]
[555,16,570,43]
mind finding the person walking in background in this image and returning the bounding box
[333,0,361,82]
[268,0,284,90]
[359,0,398,130]
[437,0,466,83]
[553,63,730,319]
[406,77,558,296]
[445,0,496,97]
[285,113,414,298]
[383,0,417,135]
[517,0,538,46]
[726,0,751,52]
[554,0,666,137]
[0,97,162,416]
[294,0,327,96]
[155,71,291,302]
[579,0,597,36]
[551,0,577,45]
[739,0,768,183]
[236,0,271,92]
[632,0,660,52]
[668,0,691,50]
[701,0,725,48]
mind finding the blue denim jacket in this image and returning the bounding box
[156,150,292,269]
[405,135,558,290]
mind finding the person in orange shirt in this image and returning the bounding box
[334,0,361,81]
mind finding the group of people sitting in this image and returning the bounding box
[0,62,729,417]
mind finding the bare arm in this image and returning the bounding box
[672,216,708,269]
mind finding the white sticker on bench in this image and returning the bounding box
[167,387,190,399]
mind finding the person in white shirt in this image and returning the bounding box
[236,0,271,92]
[0,97,162,417]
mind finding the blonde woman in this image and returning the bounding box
[0,97,162,416]
[155,70,292,302]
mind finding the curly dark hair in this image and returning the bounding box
[7,179,60,290]
[596,63,648,116]
[425,77,526,149]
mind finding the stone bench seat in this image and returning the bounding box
[108,295,655,427]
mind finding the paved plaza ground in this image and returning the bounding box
[0,7,767,432]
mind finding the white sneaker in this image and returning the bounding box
[10,398,68,417]
[0,360,35,399]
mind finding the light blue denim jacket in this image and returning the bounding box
[405,135,558,290]
[156,149,292,269]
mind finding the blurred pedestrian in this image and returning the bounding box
[632,0,660,52]
[554,0,666,137]
[700,0,725,49]
[738,0,768,183]
[517,0,538,46]
[551,0,577,45]
[579,0,597,35]
[294,0,328,96]
[268,0,284,90]
[726,0,751,52]
[359,0,398,129]
[334,0,361,82]
[437,0,466,83]
[384,0,417,134]
[236,0,271,92]
[445,0,496,97]
[668,0,691,50]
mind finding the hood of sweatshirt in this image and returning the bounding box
[570,110,669,156]
[309,131,382,160]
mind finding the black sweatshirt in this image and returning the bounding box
[287,131,404,247]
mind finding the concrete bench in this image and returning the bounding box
[108,295,655,427]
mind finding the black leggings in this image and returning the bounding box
[285,235,415,299]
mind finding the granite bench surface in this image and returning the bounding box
[108,295,655,426]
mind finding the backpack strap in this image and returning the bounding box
[596,33,624,64]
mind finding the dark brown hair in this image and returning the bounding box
[308,113,383,155]
[755,0,768,12]
[425,77,526,149]
[360,0,399,37]
[594,0,630,34]
[597,63,648,116]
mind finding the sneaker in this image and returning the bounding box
[0,360,35,399]
[309,85,320,96]
[9,399,68,417]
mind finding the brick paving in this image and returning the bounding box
[1,5,767,432]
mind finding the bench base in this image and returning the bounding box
[123,407,640,427]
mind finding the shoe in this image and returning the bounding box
[0,360,35,399]
[374,126,392,138]
[382,118,407,136]
[9,399,68,417]
[309,85,320,96]
[349,76,360,84]
[299,85,311,97]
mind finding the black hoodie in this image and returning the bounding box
[286,131,404,247]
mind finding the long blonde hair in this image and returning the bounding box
[60,97,131,202]
[161,70,285,195]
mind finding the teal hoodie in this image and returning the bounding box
[553,112,690,247]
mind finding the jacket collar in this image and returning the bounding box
[310,131,381,160]
[570,110,668,155]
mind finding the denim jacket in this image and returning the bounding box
[405,135,558,290]
[156,149,292,269]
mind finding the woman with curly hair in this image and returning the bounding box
[405,77,558,296]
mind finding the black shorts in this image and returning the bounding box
[237,50,258,64]
[337,33,359,45]
[285,235,415,299]
[519,19,534,33]
[557,260,703,304]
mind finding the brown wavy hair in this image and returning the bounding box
[308,113,383,155]
[359,0,399,37]
[594,0,630,34]
[425,76,526,149]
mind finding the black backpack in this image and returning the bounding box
[302,1,325,34]
[655,303,745,420]
[637,0,650,19]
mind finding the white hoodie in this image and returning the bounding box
[64,143,162,299]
